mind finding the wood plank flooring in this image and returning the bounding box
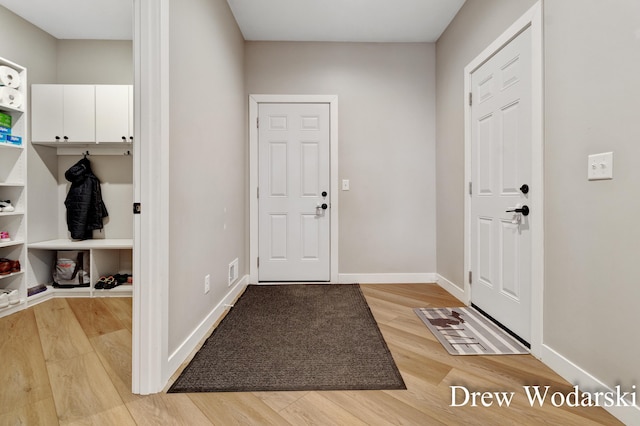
[0,284,622,425]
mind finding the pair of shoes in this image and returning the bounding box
[0,258,20,275]
[0,200,14,212]
[0,289,19,307]
[95,276,117,290]
[113,274,130,285]
[0,231,10,242]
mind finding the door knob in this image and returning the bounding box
[506,205,529,216]
[321,203,328,210]
[520,184,529,194]
[322,191,327,197]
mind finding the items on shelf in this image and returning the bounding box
[52,250,90,288]
[0,258,20,275]
[0,231,9,242]
[0,200,15,212]
[0,65,21,89]
[95,273,131,290]
[0,289,19,307]
[64,157,108,240]
[27,283,47,297]
[0,110,22,147]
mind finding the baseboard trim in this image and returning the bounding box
[338,272,437,284]
[167,274,249,375]
[541,344,640,425]
[435,274,469,304]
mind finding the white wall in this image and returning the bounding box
[246,42,437,275]
[543,0,640,393]
[168,0,246,354]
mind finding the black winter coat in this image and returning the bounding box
[64,158,108,240]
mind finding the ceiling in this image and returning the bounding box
[0,0,465,42]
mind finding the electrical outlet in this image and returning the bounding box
[204,274,210,294]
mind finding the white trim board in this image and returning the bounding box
[463,1,544,358]
[435,274,468,304]
[132,0,171,395]
[249,95,339,284]
[541,345,640,425]
[167,275,249,376]
[338,273,437,284]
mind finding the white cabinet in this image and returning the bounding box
[32,84,132,146]
[31,85,95,143]
[96,85,134,143]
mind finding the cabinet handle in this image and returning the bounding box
[63,136,69,141]
[55,136,60,141]
[122,136,126,141]
[129,136,133,142]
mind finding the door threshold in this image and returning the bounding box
[471,303,531,349]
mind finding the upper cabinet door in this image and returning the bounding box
[31,85,64,143]
[96,85,130,143]
[63,85,95,142]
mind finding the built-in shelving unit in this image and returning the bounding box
[0,77,135,320]
[0,57,27,317]
[27,84,135,307]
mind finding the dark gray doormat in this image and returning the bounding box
[168,284,405,393]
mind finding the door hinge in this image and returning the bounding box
[257,187,259,198]
[257,117,259,128]
[257,257,260,268]
[469,182,472,195]
[469,92,472,106]
[469,271,473,284]
[133,203,141,214]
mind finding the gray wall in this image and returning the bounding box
[544,0,640,391]
[168,0,246,354]
[246,42,437,274]
[57,40,133,84]
[0,6,59,245]
[435,0,537,288]
[436,0,639,397]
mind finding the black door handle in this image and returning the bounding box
[506,205,529,216]
[321,203,328,210]
[520,184,529,194]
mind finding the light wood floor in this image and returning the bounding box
[0,284,622,425]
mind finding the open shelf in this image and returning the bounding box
[29,239,133,250]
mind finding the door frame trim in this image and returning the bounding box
[249,94,339,283]
[463,2,544,357]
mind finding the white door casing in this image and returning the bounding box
[258,103,330,281]
[470,26,532,342]
[464,2,543,354]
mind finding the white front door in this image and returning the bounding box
[258,103,331,281]
[470,26,533,342]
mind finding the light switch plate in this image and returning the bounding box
[588,152,613,180]
[342,179,350,191]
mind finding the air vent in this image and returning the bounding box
[228,258,239,286]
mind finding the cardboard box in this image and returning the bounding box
[0,112,11,128]
[6,135,21,146]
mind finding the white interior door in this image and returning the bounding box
[258,103,330,281]
[470,26,533,342]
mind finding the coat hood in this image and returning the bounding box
[65,158,93,184]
